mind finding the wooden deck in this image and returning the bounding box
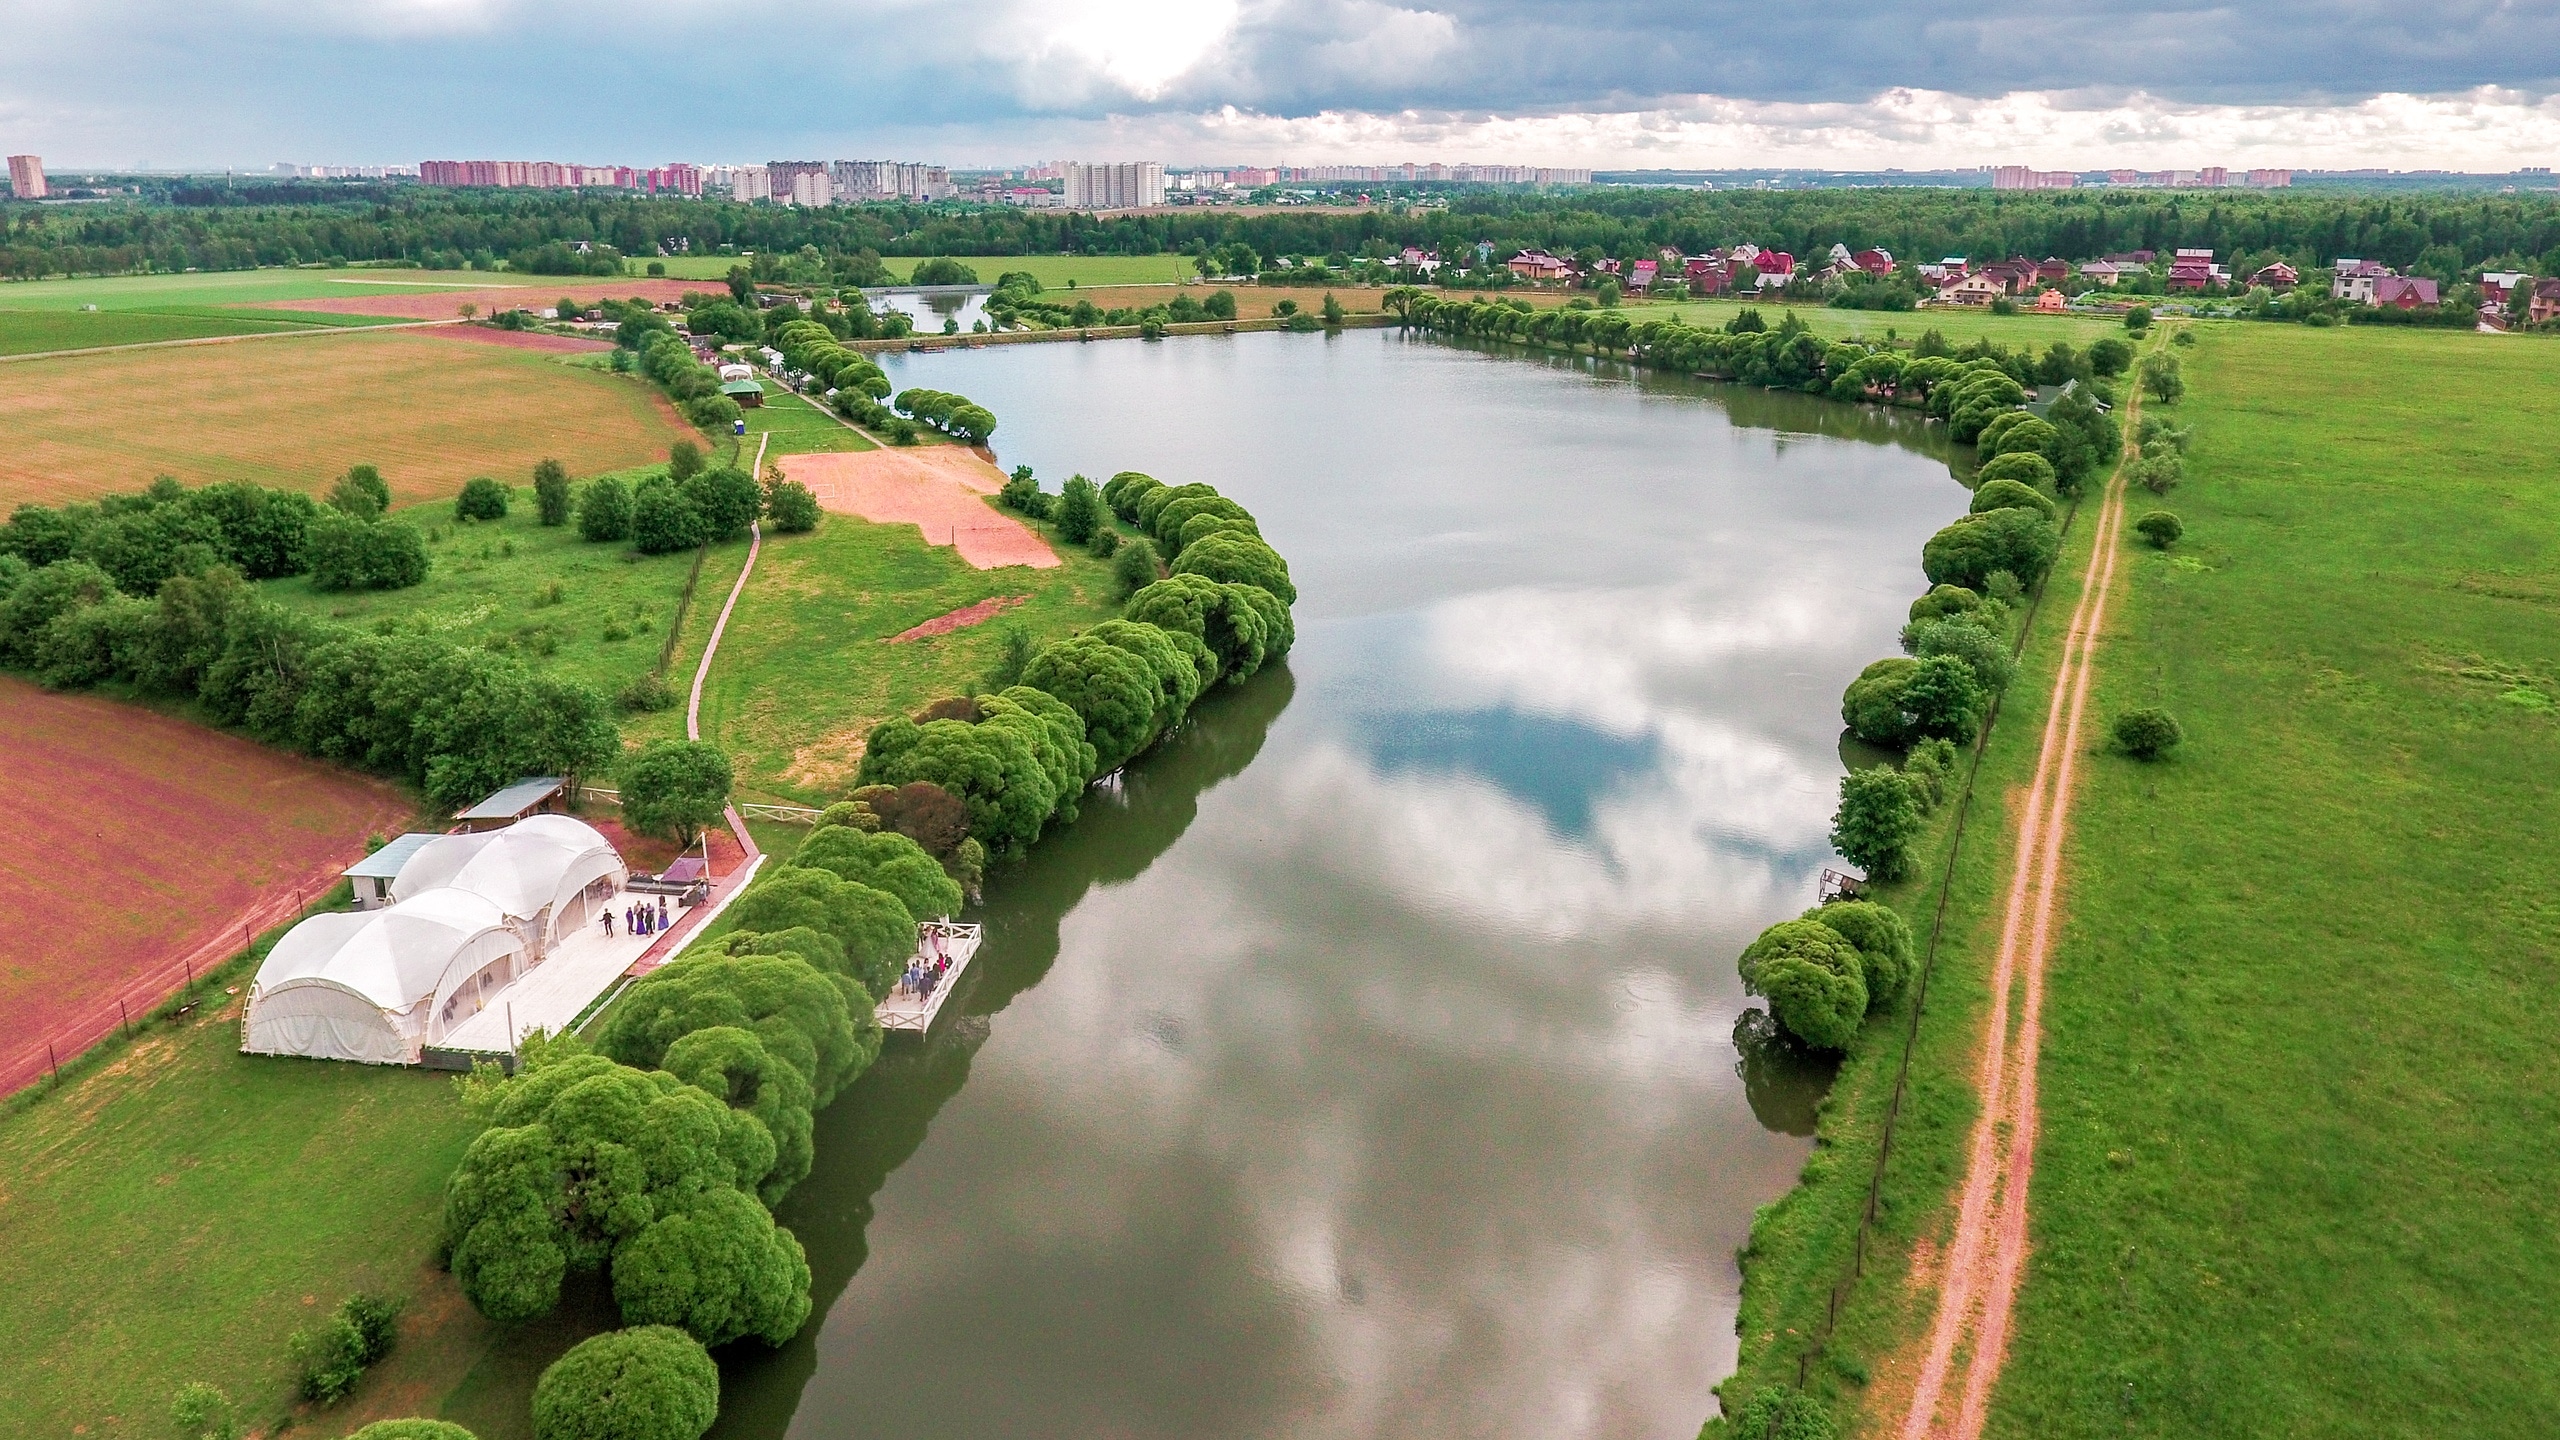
[874,920,982,1035]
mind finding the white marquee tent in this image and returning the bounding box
[389,814,627,946]
[245,813,630,1065]
[242,888,526,1064]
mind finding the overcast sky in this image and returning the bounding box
[6,0,2559,170]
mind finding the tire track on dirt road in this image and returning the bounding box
[1897,358,2146,1440]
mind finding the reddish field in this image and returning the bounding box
[0,679,414,1094]
[889,593,1029,642]
[0,330,692,507]
[780,448,1061,570]
[249,278,719,321]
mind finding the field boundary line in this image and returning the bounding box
[692,432,766,862]
[0,316,464,364]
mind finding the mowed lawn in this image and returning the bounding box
[1649,296,2126,348]
[0,331,693,507]
[0,268,537,311]
[667,508,1129,801]
[0,308,331,356]
[0,992,484,1438]
[0,679,413,1078]
[1988,327,2560,1437]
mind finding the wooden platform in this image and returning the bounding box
[874,920,982,1035]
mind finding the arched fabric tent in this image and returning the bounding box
[390,814,628,949]
[243,888,527,1064]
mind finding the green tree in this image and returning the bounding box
[909,256,979,286]
[1902,653,1987,742]
[1172,532,1296,605]
[2134,510,2183,547]
[533,459,572,527]
[1737,918,1868,1050]
[1054,475,1103,544]
[532,1327,719,1440]
[1922,508,2060,591]
[667,441,705,483]
[349,1424,480,1440]
[1806,899,1915,1007]
[791,825,964,923]
[580,476,635,542]
[1832,764,1924,882]
[329,465,392,519]
[1906,618,2015,696]
[1203,289,1237,320]
[1112,537,1163,595]
[2125,304,2154,331]
[619,740,732,843]
[1321,291,1346,323]
[2086,337,2134,375]
[762,477,821,534]
[455,477,510,522]
[2140,352,2185,404]
[683,466,761,542]
[2113,706,2184,759]
[632,485,708,555]
[724,867,914,1000]
[1968,476,2056,519]
[1841,656,1919,747]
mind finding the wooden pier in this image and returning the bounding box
[874,920,982,1034]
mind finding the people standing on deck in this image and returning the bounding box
[603,909,615,938]
[657,896,670,931]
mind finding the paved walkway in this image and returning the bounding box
[438,892,688,1052]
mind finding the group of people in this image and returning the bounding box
[900,949,955,1001]
[600,894,673,940]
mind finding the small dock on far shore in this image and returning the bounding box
[875,920,982,1035]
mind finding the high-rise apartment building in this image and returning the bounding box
[766,161,831,201]
[10,154,49,198]
[1064,161,1166,209]
[1993,165,2077,190]
[829,161,953,202]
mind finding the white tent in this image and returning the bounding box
[243,888,527,1064]
[390,814,627,947]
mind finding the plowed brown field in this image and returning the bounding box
[0,330,691,507]
[0,679,413,1094]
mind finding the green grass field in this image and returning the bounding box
[1646,297,2128,349]
[257,476,718,705]
[671,506,1131,801]
[0,939,482,1437]
[0,304,406,356]
[1981,325,2560,1437]
[1721,323,2560,1439]
[651,254,1197,288]
[740,382,876,455]
[0,268,539,312]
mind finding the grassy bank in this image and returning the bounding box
[0,910,484,1438]
[1978,325,2560,1436]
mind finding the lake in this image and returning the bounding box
[712,329,1966,1440]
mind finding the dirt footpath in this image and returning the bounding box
[780,448,1060,570]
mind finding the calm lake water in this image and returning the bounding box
[714,330,1965,1440]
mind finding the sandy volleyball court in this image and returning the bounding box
[781,448,1060,570]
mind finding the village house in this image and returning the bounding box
[1397,246,1441,277]
[1853,248,1895,277]
[2247,262,2300,290]
[2369,275,2441,310]
[1934,271,2009,306]
[2035,288,2069,313]
[2167,248,2227,291]
[1917,256,1970,283]
[2480,271,2527,306]
[1752,251,1796,290]
[1685,256,1732,295]
[2036,257,2072,287]
[1506,249,1574,283]
[2533,278,2560,325]
[1630,259,1659,290]
[2331,259,2396,303]
[2077,260,2131,287]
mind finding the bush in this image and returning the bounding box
[909,257,979,286]
[1905,617,2015,695]
[616,671,677,713]
[619,739,732,843]
[349,1424,480,1440]
[533,460,572,526]
[1112,537,1163,595]
[306,513,430,592]
[2125,305,2154,332]
[764,477,821,534]
[1737,918,1868,1051]
[579,477,635,542]
[849,779,972,856]
[531,1327,719,1440]
[632,485,708,554]
[1722,1387,1838,1440]
[1909,584,1985,625]
[1903,652,1987,742]
[2113,706,2184,759]
[171,1382,241,1440]
[2136,454,2183,494]
[2134,510,2183,547]
[1902,734,1961,809]
[667,441,705,483]
[682,465,761,543]
[289,1293,400,1403]
[1832,764,1924,882]
[1088,526,1121,559]
[455,477,511,522]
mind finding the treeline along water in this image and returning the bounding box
[706,330,1973,1440]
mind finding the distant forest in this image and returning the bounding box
[6,183,2559,286]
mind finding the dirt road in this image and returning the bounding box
[1895,366,2146,1440]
